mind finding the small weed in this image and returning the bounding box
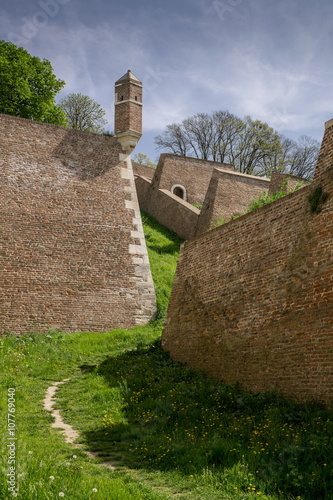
[213,215,227,228]
[246,181,304,214]
[214,179,306,228]
[308,185,329,214]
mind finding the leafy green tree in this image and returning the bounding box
[58,93,107,133]
[133,153,157,168]
[0,40,67,125]
[231,116,283,176]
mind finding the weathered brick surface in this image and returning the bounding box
[115,100,142,135]
[268,172,309,195]
[197,168,270,233]
[115,76,142,135]
[135,176,199,240]
[152,154,234,205]
[162,121,333,406]
[137,154,302,240]
[132,162,155,180]
[314,119,333,183]
[0,114,156,334]
[134,175,152,212]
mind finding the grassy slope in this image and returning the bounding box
[0,213,332,500]
[140,212,183,322]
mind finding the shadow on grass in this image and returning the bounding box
[141,211,183,256]
[83,341,333,500]
[146,241,182,255]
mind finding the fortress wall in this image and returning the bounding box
[268,172,309,195]
[0,114,156,334]
[197,168,270,234]
[152,154,234,205]
[135,175,199,240]
[134,175,152,212]
[312,118,333,183]
[132,162,155,180]
[162,121,333,406]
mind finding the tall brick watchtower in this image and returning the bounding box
[114,70,142,152]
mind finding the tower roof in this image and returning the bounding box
[116,70,141,84]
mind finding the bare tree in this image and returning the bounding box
[155,123,190,156]
[211,111,244,162]
[282,135,320,178]
[234,117,283,176]
[155,111,319,178]
[156,111,283,176]
[182,113,215,160]
[155,111,242,161]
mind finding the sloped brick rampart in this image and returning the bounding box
[197,168,270,233]
[268,173,309,195]
[162,121,333,406]
[132,162,155,180]
[0,115,156,334]
[152,154,234,205]
[135,176,199,240]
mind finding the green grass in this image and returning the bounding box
[0,329,167,500]
[1,213,332,499]
[57,342,333,500]
[141,211,183,321]
[214,181,307,228]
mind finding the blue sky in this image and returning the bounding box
[1,0,333,161]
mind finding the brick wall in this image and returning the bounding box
[115,102,142,134]
[135,152,314,241]
[312,118,333,183]
[114,78,142,135]
[268,172,309,195]
[115,100,142,135]
[0,114,156,334]
[197,168,270,233]
[132,162,155,180]
[135,176,199,240]
[152,154,234,205]
[162,120,333,406]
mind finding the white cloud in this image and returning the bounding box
[1,0,333,146]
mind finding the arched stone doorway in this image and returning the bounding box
[171,184,187,201]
